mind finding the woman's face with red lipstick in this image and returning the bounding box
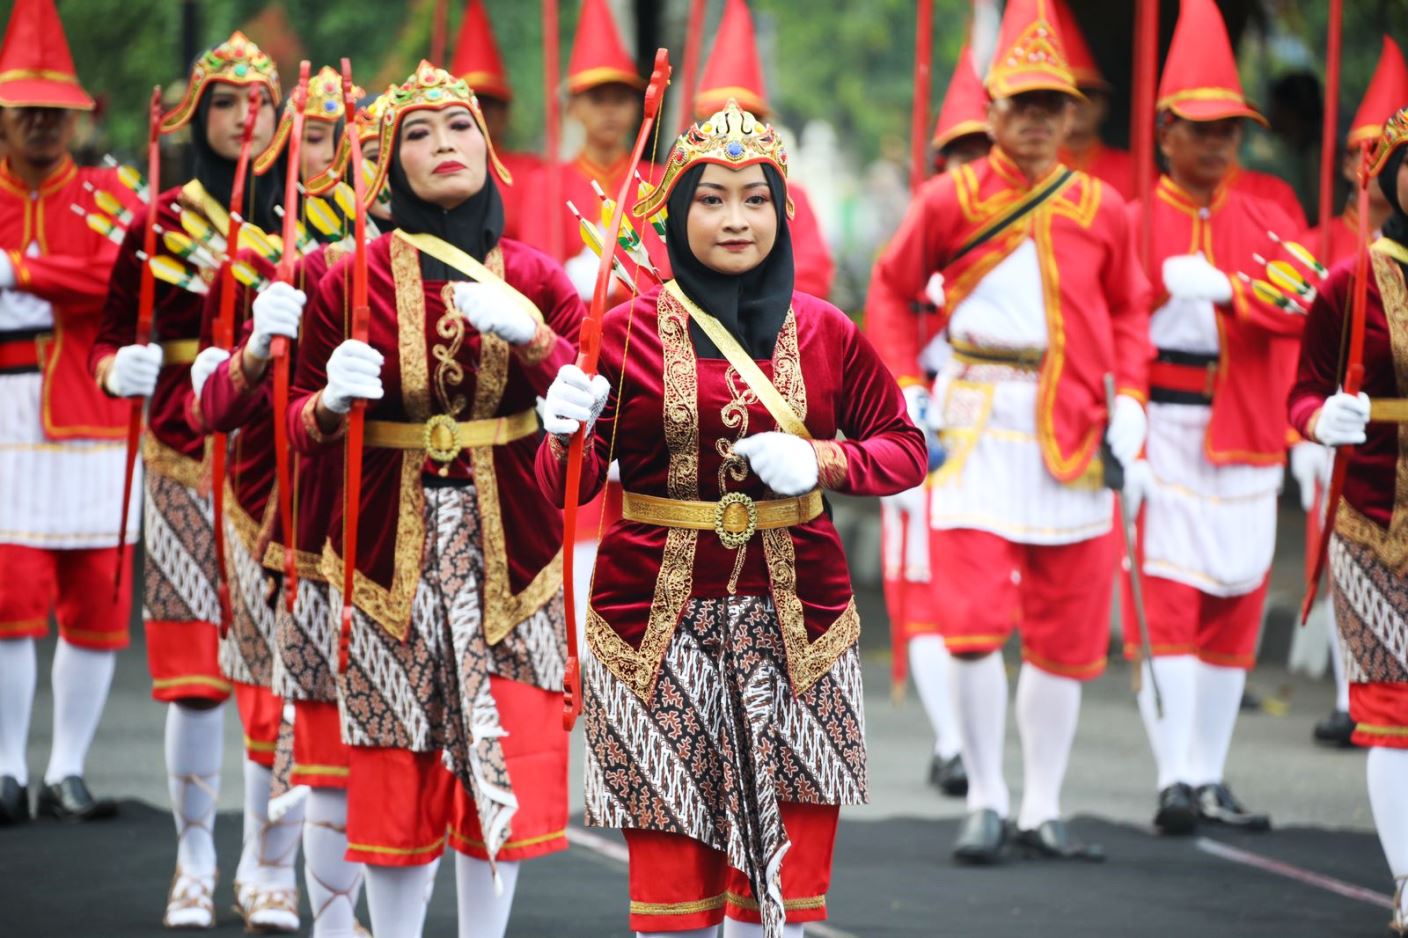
[396,105,487,209]
[686,163,778,276]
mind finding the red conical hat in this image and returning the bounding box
[567,0,645,95]
[1051,0,1105,90]
[984,0,1080,100]
[0,0,93,110]
[695,0,769,119]
[450,0,512,103]
[1349,36,1408,149]
[932,45,990,151]
[1156,0,1265,125]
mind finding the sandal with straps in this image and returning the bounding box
[163,867,216,930]
[234,880,300,934]
[1391,876,1407,937]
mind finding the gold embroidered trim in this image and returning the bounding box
[391,236,431,422]
[629,895,727,916]
[300,392,345,444]
[763,525,861,694]
[813,440,849,490]
[724,891,827,912]
[514,322,557,368]
[262,542,324,580]
[547,433,569,461]
[223,480,261,556]
[141,433,208,490]
[433,282,468,417]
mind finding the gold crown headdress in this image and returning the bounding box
[255,66,364,176]
[632,99,791,220]
[160,30,280,134]
[1369,106,1408,178]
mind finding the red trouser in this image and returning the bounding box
[623,803,840,931]
[1121,574,1268,670]
[1352,682,1408,749]
[233,681,282,767]
[0,544,132,650]
[291,699,350,789]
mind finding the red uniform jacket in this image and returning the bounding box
[535,285,925,699]
[199,243,341,574]
[1,157,137,439]
[93,181,234,485]
[866,147,1151,483]
[289,234,584,642]
[1289,246,1405,532]
[1060,142,1135,201]
[788,182,835,300]
[1131,175,1307,466]
[1230,164,1309,233]
[497,149,541,243]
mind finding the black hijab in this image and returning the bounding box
[388,124,504,281]
[191,86,283,234]
[665,163,794,360]
[1378,145,1408,255]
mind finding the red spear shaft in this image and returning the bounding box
[544,0,564,260]
[272,61,311,612]
[909,0,933,193]
[1131,0,1158,268]
[677,0,707,133]
[1317,0,1343,262]
[114,86,163,594]
[337,59,371,672]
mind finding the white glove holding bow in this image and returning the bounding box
[732,432,818,497]
[454,281,537,346]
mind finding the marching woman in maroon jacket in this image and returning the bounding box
[537,101,926,938]
[289,63,583,938]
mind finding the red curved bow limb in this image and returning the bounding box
[272,61,311,613]
[212,86,264,637]
[114,86,164,596]
[337,59,370,673]
[560,49,671,731]
[1301,142,1372,623]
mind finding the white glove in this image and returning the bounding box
[732,432,818,496]
[902,384,930,428]
[1163,253,1233,303]
[565,248,599,301]
[540,363,610,438]
[190,347,230,398]
[1123,459,1154,516]
[454,282,536,346]
[247,281,305,360]
[925,272,945,309]
[1313,391,1370,447]
[0,251,13,290]
[1289,441,1332,512]
[1105,394,1147,467]
[103,343,163,397]
[322,339,384,415]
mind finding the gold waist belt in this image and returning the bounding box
[621,489,824,550]
[364,408,538,466]
[950,340,1044,370]
[160,339,200,365]
[1371,399,1408,423]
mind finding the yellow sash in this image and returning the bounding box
[394,230,544,325]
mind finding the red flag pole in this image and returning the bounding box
[544,0,564,260]
[272,61,311,612]
[677,0,708,133]
[114,86,163,595]
[337,59,371,672]
[910,0,933,192]
[1317,0,1343,262]
[1131,0,1158,269]
[430,0,450,66]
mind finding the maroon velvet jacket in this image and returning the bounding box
[1289,246,1406,543]
[289,233,583,642]
[200,244,340,571]
[536,284,926,701]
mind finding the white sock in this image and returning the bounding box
[1187,662,1246,787]
[638,929,719,938]
[722,920,805,937]
[909,635,961,759]
[366,857,439,938]
[237,758,304,890]
[1014,664,1081,830]
[44,639,115,784]
[304,788,366,937]
[455,854,519,938]
[1367,747,1408,922]
[0,639,37,785]
[1328,623,1350,712]
[950,652,1010,816]
[1136,656,1197,790]
[165,703,224,875]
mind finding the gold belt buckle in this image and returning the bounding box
[423,414,462,466]
[714,492,759,550]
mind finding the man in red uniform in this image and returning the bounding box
[931,45,992,172]
[0,0,140,825]
[1124,0,1308,836]
[868,0,1150,864]
[691,0,835,300]
[1051,0,1134,200]
[450,0,539,242]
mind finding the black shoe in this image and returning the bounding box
[35,776,117,822]
[1313,710,1357,749]
[928,754,969,798]
[1196,782,1270,832]
[1015,819,1105,862]
[0,776,28,825]
[1153,783,1198,836]
[953,808,1007,865]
